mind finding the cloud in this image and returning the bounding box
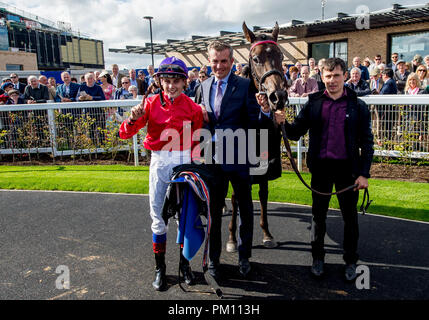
[7,0,422,69]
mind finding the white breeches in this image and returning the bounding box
[149,149,191,235]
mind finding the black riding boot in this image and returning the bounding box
[153,252,167,291]
[179,249,196,285]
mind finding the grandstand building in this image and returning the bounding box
[0,2,104,71]
[110,3,429,68]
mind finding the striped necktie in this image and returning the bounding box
[214,80,223,119]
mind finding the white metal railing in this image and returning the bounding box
[0,95,428,168]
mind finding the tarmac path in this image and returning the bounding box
[1,189,428,301]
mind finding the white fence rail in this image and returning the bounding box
[0,95,428,168]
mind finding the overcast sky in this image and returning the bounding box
[7,0,425,70]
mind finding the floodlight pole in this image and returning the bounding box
[143,16,154,66]
[321,0,327,20]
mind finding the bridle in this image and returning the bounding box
[249,39,371,212]
[248,40,287,95]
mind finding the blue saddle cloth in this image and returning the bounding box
[173,177,205,261]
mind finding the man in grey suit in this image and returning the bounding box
[199,41,272,279]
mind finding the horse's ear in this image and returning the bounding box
[242,21,256,43]
[272,22,279,42]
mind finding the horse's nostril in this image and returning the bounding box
[269,92,278,104]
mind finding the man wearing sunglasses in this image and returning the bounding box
[9,73,26,95]
[114,77,134,100]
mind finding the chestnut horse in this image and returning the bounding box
[226,22,288,251]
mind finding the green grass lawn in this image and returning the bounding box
[0,165,428,222]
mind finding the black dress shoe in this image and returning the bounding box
[208,260,221,280]
[238,259,251,277]
[310,259,325,278]
[180,262,196,285]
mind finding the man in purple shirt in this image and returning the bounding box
[274,58,374,282]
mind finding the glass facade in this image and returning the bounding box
[310,40,348,64]
[390,31,429,63]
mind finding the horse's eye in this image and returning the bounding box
[252,56,260,64]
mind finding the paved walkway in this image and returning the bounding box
[1,190,428,300]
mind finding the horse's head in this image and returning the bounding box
[243,21,288,112]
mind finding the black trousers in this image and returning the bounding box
[208,164,254,263]
[310,159,359,264]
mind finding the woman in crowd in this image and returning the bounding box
[128,85,138,99]
[416,65,428,88]
[404,73,427,150]
[99,70,116,100]
[119,56,203,292]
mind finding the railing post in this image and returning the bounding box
[47,108,58,157]
[133,134,139,166]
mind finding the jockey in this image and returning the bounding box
[119,56,204,291]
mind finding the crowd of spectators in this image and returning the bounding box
[0,53,427,149]
[0,63,165,107]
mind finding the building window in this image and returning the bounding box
[390,31,429,63]
[6,64,23,71]
[310,40,348,65]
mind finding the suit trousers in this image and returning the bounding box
[310,159,360,264]
[208,164,254,263]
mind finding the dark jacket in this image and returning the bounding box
[284,86,374,178]
[379,78,398,95]
[23,84,49,103]
[345,79,371,96]
[394,70,410,93]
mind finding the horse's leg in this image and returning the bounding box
[259,180,277,248]
[226,189,238,252]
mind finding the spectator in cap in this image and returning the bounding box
[412,54,423,72]
[394,60,410,94]
[5,89,24,105]
[0,82,14,104]
[424,55,429,68]
[369,67,383,94]
[1,82,14,93]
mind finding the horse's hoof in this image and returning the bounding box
[226,241,237,253]
[263,238,277,248]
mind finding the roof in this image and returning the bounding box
[109,3,429,56]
